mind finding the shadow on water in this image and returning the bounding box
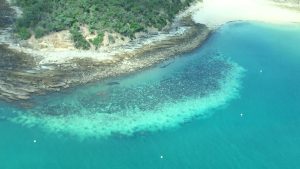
[106,81,120,86]
[159,58,175,68]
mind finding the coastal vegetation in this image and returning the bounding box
[13,0,194,49]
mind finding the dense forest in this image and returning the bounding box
[14,0,194,49]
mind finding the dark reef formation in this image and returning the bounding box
[0,18,210,103]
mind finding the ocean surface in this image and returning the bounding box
[0,22,300,169]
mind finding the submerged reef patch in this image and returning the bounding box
[10,53,245,138]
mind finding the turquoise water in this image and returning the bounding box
[1,22,300,168]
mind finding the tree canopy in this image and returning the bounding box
[14,0,194,49]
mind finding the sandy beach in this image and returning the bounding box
[2,0,300,65]
[191,0,300,28]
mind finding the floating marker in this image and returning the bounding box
[33,139,37,143]
[160,155,164,159]
[240,113,243,117]
[260,69,263,73]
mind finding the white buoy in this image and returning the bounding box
[33,139,37,143]
[240,113,244,117]
[260,69,263,73]
[160,155,164,159]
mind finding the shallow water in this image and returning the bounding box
[1,22,300,168]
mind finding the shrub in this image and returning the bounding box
[17,27,31,40]
[91,33,104,48]
[34,26,47,38]
[14,0,195,49]
[70,27,90,50]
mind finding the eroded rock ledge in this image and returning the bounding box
[0,17,211,105]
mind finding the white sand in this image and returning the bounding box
[11,57,245,138]
[2,24,188,65]
[191,0,300,28]
[38,0,300,64]
[37,29,187,64]
[2,0,300,65]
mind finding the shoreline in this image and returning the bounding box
[192,0,300,29]
[1,0,204,65]
[0,14,211,103]
[1,0,300,103]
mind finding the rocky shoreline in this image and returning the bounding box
[0,12,211,104]
[2,0,300,105]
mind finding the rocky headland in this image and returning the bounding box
[1,0,300,104]
[0,0,210,104]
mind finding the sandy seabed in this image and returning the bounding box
[10,54,245,138]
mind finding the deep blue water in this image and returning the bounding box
[0,22,300,169]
